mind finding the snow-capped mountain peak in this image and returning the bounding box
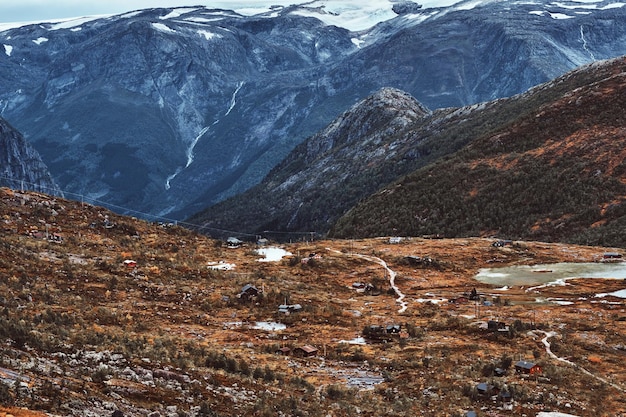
[1,0,626,221]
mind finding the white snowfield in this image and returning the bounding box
[1,0,624,33]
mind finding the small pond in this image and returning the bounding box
[257,247,292,262]
[475,262,626,286]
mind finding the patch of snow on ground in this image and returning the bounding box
[198,30,221,40]
[186,17,228,23]
[121,11,143,19]
[257,247,292,262]
[602,2,626,8]
[160,8,200,19]
[552,1,600,9]
[549,11,576,18]
[536,411,580,416]
[3,44,12,56]
[32,37,48,44]
[207,261,235,270]
[49,16,105,30]
[252,321,286,331]
[152,23,176,33]
[351,37,365,48]
[526,278,569,292]
[416,298,448,304]
[548,298,575,305]
[404,11,439,23]
[595,289,626,298]
[454,0,490,10]
[551,0,625,8]
[339,337,367,345]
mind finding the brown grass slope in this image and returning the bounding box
[331,57,626,247]
[1,187,626,416]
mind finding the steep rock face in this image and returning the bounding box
[0,8,356,218]
[0,117,61,194]
[188,88,439,236]
[1,2,626,220]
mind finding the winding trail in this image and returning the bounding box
[536,330,624,393]
[327,248,408,313]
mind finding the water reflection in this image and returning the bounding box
[476,262,626,286]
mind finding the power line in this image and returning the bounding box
[0,174,262,238]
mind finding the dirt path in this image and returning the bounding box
[536,330,625,393]
[328,248,408,313]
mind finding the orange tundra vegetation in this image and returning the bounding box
[0,187,624,417]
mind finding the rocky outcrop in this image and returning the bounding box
[0,117,61,195]
[188,87,435,236]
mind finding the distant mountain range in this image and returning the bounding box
[1,0,626,221]
[190,56,626,248]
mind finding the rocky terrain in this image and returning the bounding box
[1,187,625,416]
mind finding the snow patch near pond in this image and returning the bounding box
[223,321,285,331]
[252,321,286,331]
[257,247,292,262]
[595,289,626,298]
[207,261,235,270]
[339,337,367,345]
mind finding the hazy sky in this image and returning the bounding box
[0,1,287,23]
[0,0,458,24]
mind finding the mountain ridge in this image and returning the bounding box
[2,0,626,219]
[331,56,626,247]
[189,56,626,248]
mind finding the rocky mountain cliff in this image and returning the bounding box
[188,87,435,237]
[191,56,626,248]
[0,117,60,195]
[1,1,626,219]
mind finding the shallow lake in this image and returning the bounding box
[475,262,626,286]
